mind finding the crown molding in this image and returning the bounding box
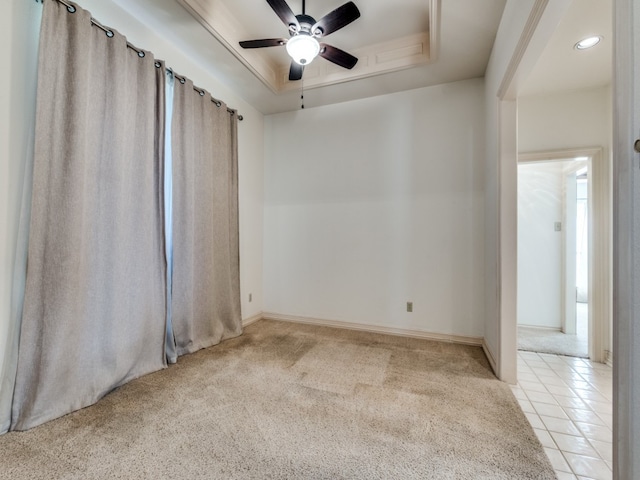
[177,0,441,94]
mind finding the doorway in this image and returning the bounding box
[516,157,590,358]
[515,147,610,364]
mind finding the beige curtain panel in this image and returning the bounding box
[170,79,242,357]
[11,0,167,430]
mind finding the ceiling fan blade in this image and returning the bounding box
[312,2,360,37]
[319,43,358,69]
[266,0,300,30]
[289,62,304,81]
[239,38,287,49]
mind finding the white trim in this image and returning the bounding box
[262,312,483,346]
[241,313,263,328]
[613,0,639,475]
[177,0,441,94]
[517,325,562,332]
[517,147,611,364]
[494,0,572,384]
[279,33,433,92]
[482,339,498,377]
[497,0,549,100]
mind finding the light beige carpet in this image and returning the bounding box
[0,320,555,479]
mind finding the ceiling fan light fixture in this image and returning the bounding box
[286,34,320,65]
[574,35,602,50]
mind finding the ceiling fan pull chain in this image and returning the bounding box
[301,79,305,109]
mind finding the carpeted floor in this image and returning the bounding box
[0,320,555,479]
[518,303,589,358]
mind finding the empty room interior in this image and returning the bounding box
[1,0,637,479]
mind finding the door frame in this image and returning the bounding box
[518,147,610,363]
[612,0,639,476]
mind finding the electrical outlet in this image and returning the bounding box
[407,302,413,313]
[249,293,252,302]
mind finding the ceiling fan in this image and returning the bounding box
[239,0,361,81]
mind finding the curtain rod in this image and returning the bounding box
[170,72,243,121]
[37,0,243,121]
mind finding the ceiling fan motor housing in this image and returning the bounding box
[292,14,323,37]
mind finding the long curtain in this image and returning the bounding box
[11,0,167,430]
[170,77,242,358]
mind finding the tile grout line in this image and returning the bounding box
[514,351,612,480]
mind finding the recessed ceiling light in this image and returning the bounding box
[575,36,602,50]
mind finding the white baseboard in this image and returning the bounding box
[482,339,498,376]
[605,350,613,368]
[242,313,263,328]
[518,324,562,331]
[262,312,483,346]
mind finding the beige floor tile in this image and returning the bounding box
[575,422,612,443]
[525,412,545,430]
[516,352,612,478]
[554,395,588,409]
[518,372,539,383]
[517,398,536,414]
[564,379,592,390]
[519,380,548,393]
[564,452,612,480]
[537,375,570,387]
[587,439,612,463]
[546,384,577,397]
[572,388,610,403]
[534,428,557,449]
[563,407,607,426]
[510,386,527,400]
[531,367,557,377]
[525,390,558,405]
[550,431,599,457]
[544,447,572,473]
[596,412,613,429]
[556,472,578,480]
[582,399,613,415]
[541,416,582,436]
[532,401,570,419]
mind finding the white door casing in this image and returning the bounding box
[612,0,639,477]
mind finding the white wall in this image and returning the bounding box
[0,0,264,433]
[0,0,42,434]
[483,0,538,380]
[264,78,486,338]
[519,87,612,153]
[517,162,564,328]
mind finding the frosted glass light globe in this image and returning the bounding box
[286,34,320,65]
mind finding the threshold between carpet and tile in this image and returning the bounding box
[0,319,554,479]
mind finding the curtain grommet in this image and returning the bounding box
[155,62,161,68]
[199,91,205,97]
[106,30,114,38]
[180,78,185,84]
[138,51,145,58]
[67,5,76,13]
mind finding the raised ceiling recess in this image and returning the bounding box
[176,0,440,94]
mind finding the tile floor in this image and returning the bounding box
[511,351,613,480]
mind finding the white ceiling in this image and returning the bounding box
[111,0,611,114]
[520,0,612,97]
